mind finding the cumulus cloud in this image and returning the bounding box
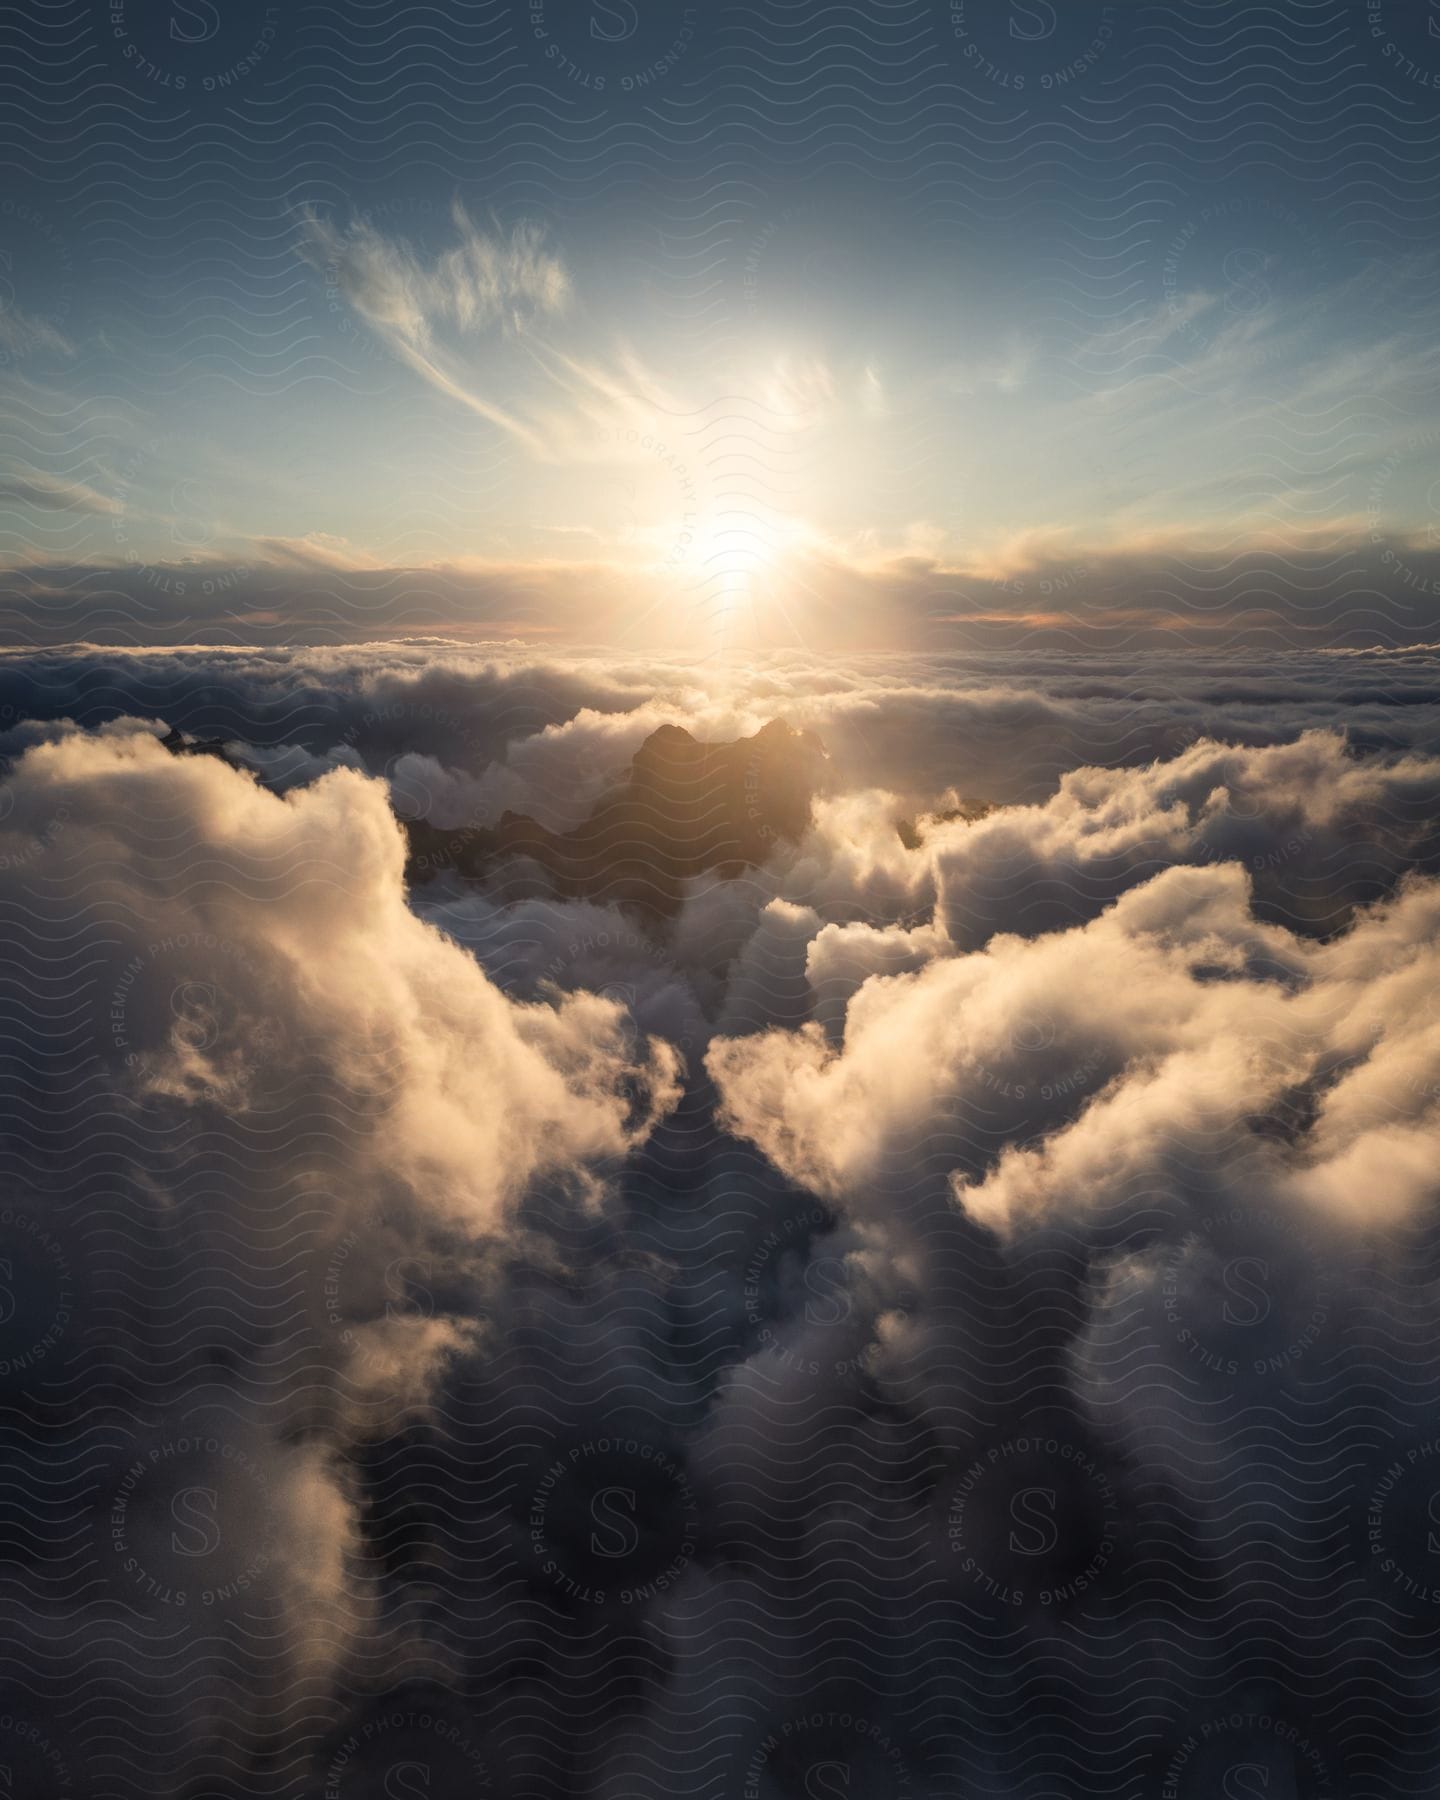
[709,733,1440,1217]
[3,724,676,1213]
[0,720,678,1787]
[920,728,1440,943]
[699,736,1440,1791]
[2,649,1440,1793]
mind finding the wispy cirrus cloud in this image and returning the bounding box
[247,531,374,571]
[298,201,572,452]
[300,200,570,347]
[0,470,119,514]
[298,204,850,498]
[0,303,74,360]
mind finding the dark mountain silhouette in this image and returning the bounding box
[895,798,993,850]
[159,726,249,767]
[406,718,829,916]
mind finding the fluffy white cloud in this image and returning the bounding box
[0,721,680,1781]
[2,723,677,1225]
[710,734,1440,1233]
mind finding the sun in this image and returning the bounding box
[687,508,781,587]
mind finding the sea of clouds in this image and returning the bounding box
[1,642,1438,1797]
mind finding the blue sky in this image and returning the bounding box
[3,0,1440,647]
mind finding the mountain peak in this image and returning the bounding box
[407,717,829,918]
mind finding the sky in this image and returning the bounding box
[4,0,1440,650]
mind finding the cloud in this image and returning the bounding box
[298,201,571,451]
[10,529,1440,652]
[921,728,1440,943]
[0,304,74,360]
[708,732,1440,1208]
[696,728,1440,1782]
[0,721,678,1223]
[0,470,118,513]
[0,649,1439,1789]
[9,639,1440,824]
[300,201,570,349]
[246,532,372,571]
[0,721,679,1781]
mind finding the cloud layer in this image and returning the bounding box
[1,646,1439,1795]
